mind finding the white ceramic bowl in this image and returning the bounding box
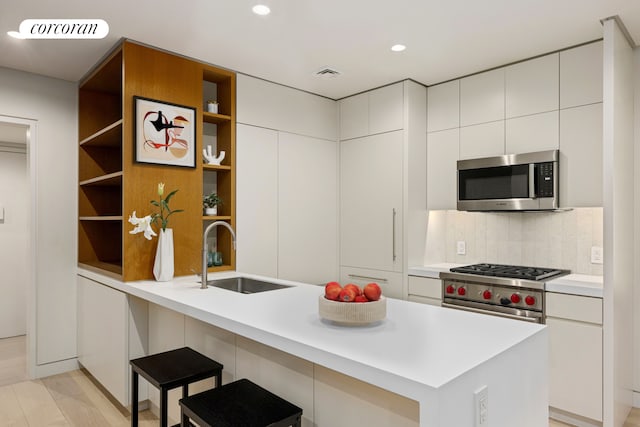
[318,295,386,325]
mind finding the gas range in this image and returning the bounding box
[440,263,570,323]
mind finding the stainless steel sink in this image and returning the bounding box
[206,277,291,294]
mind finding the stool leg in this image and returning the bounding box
[160,388,168,427]
[182,384,188,399]
[181,407,189,427]
[131,370,138,427]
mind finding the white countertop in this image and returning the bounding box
[410,264,603,298]
[78,267,544,401]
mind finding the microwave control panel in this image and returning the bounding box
[536,162,554,197]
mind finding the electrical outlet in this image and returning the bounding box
[591,246,603,264]
[474,385,488,427]
[456,240,466,255]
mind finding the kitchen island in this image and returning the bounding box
[77,268,548,427]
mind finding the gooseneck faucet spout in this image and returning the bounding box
[201,221,236,289]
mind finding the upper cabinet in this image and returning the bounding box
[339,82,403,140]
[460,68,504,126]
[78,40,236,280]
[560,41,603,109]
[427,80,459,132]
[505,53,559,118]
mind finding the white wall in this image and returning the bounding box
[0,148,28,338]
[602,18,635,426]
[0,67,78,374]
[633,46,640,404]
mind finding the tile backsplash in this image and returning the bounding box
[424,208,603,275]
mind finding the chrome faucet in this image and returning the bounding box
[201,221,237,289]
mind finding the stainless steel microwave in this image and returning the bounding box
[457,150,559,211]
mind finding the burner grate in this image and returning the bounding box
[450,263,567,281]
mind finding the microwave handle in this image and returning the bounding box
[529,163,537,198]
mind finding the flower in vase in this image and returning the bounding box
[129,183,184,237]
[128,211,157,240]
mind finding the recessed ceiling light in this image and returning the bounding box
[7,30,25,39]
[252,5,271,15]
[391,44,406,52]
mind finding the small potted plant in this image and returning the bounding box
[206,100,219,114]
[203,192,222,216]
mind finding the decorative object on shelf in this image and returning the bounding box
[203,145,225,165]
[134,96,196,168]
[206,100,219,114]
[212,251,223,266]
[129,183,184,281]
[203,192,222,216]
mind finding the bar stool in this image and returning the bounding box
[130,347,223,427]
[179,378,303,427]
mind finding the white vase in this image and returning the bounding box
[205,207,217,216]
[153,228,174,282]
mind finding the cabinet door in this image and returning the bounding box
[505,53,559,118]
[341,131,403,272]
[560,41,603,109]
[559,103,603,207]
[408,276,442,300]
[459,121,504,159]
[77,275,128,406]
[427,80,460,132]
[236,124,278,277]
[547,317,603,422]
[339,93,368,140]
[460,68,505,126]
[339,266,404,299]
[278,132,338,284]
[505,111,559,154]
[427,128,459,210]
[368,83,404,135]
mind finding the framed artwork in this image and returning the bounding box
[134,96,196,168]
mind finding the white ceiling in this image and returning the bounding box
[1,0,639,99]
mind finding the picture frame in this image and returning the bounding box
[134,96,196,168]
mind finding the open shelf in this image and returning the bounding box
[80,119,123,147]
[203,164,231,171]
[207,265,234,273]
[78,261,123,278]
[202,215,232,221]
[203,112,232,124]
[79,172,123,187]
[79,216,123,221]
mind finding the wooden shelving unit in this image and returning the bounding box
[78,40,236,281]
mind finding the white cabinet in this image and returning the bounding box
[505,53,559,118]
[408,276,442,306]
[278,133,338,284]
[559,103,603,207]
[427,128,459,210]
[341,131,403,272]
[505,111,559,154]
[427,80,459,132]
[560,41,603,109]
[340,266,403,299]
[460,68,504,126]
[339,83,403,140]
[546,292,603,422]
[236,124,278,277]
[459,121,504,159]
[77,275,147,407]
[339,93,368,140]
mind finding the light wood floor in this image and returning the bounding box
[1,335,640,426]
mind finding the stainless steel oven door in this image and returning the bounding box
[442,300,544,324]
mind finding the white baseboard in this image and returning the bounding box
[32,357,79,379]
[549,407,602,427]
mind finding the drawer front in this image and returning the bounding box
[408,276,443,300]
[407,295,441,307]
[546,292,602,324]
[340,266,403,299]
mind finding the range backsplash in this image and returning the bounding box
[424,208,603,276]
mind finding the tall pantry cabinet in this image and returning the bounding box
[339,81,427,299]
[78,39,236,281]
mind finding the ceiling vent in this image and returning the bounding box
[314,67,341,78]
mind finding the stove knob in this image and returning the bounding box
[445,285,455,294]
[457,287,467,296]
[482,290,492,300]
[510,293,521,304]
[525,295,536,306]
[500,297,511,305]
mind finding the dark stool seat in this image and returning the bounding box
[179,378,302,427]
[130,347,223,427]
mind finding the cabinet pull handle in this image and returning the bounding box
[348,274,389,283]
[392,208,397,261]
